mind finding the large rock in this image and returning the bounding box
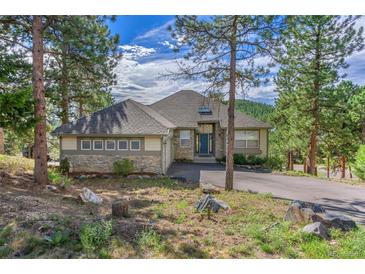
[302,222,329,240]
[78,187,103,205]
[312,213,357,231]
[200,183,221,194]
[284,202,315,223]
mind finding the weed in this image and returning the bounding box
[0,246,13,258]
[228,244,254,257]
[175,213,186,224]
[44,230,70,247]
[136,229,165,253]
[176,200,189,210]
[80,220,112,253]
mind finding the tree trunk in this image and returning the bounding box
[340,156,346,179]
[225,16,238,191]
[306,28,321,176]
[303,157,307,173]
[60,43,69,124]
[0,128,4,154]
[32,16,48,185]
[287,151,294,171]
[349,165,353,179]
[79,100,84,118]
[326,155,330,178]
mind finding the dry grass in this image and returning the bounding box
[0,155,34,173]
[1,175,365,258]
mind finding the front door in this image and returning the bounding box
[199,133,209,154]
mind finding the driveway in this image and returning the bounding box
[167,163,365,224]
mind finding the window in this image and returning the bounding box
[235,130,259,148]
[81,140,91,150]
[118,140,128,150]
[180,130,191,147]
[93,140,103,150]
[105,140,115,150]
[130,140,140,151]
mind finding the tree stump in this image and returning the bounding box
[112,199,129,218]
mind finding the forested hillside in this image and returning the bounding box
[234,99,274,122]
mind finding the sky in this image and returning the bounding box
[108,16,365,105]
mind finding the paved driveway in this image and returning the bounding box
[167,163,365,224]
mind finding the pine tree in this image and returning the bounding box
[275,16,364,175]
[170,16,282,190]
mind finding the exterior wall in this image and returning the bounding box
[145,137,161,151]
[61,136,162,174]
[259,129,268,157]
[162,130,173,173]
[214,123,225,159]
[173,129,195,161]
[61,136,77,150]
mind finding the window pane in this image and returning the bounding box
[247,140,259,148]
[180,130,190,140]
[94,140,103,150]
[245,131,259,140]
[235,130,245,140]
[131,140,140,150]
[106,140,115,150]
[181,139,190,147]
[81,140,91,150]
[235,140,246,148]
[118,140,128,150]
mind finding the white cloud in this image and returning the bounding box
[119,44,156,60]
[134,20,174,41]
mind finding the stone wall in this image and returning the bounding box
[63,154,162,174]
[173,129,194,161]
[214,123,225,159]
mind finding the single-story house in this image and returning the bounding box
[52,90,271,174]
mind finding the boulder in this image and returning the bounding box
[312,213,357,231]
[195,194,229,213]
[78,187,103,205]
[201,183,221,194]
[284,202,314,223]
[112,199,129,218]
[46,185,59,193]
[302,222,329,240]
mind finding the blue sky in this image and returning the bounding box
[108,16,365,105]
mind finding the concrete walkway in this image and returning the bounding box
[167,163,365,224]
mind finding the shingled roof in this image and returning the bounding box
[52,99,176,136]
[150,90,271,129]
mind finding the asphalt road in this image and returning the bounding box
[168,163,365,224]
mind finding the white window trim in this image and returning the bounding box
[117,139,128,151]
[105,140,116,151]
[130,139,141,151]
[93,139,104,150]
[180,130,191,147]
[234,140,247,149]
[81,140,91,150]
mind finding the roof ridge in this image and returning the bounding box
[150,89,203,106]
[129,99,175,128]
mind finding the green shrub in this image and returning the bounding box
[48,169,73,187]
[265,156,284,171]
[354,145,365,181]
[44,230,70,247]
[59,157,70,174]
[80,220,113,253]
[233,154,246,165]
[246,155,266,165]
[113,159,135,176]
[0,246,13,258]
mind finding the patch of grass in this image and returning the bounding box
[80,220,112,253]
[153,204,167,219]
[228,244,254,258]
[0,246,13,258]
[44,230,70,247]
[176,200,189,210]
[0,225,13,246]
[136,229,165,253]
[175,213,186,224]
[48,169,73,186]
[0,155,34,173]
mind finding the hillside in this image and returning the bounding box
[234,99,274,122]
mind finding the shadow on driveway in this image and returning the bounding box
[167,163,225,184]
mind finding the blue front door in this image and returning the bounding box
[199,134,209,154]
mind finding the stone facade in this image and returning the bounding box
[173,129,194,161]
[214,123,225,159]
[64,154,162,174]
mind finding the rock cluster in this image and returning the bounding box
[285,200,357,240]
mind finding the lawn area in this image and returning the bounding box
[1,171,365,258]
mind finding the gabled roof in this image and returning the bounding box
[52,99,176,136]
[150,90,271,129]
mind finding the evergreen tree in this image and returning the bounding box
[170,16,282,190]
[275,16,364,175]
